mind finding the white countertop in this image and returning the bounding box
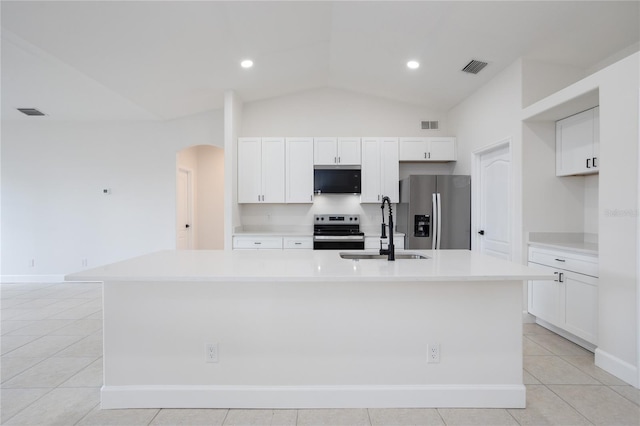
[66,249,553,283]
[528,232,598,256]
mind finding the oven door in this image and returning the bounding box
[313,235,365,250]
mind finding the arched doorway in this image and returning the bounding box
[176,145,225,249]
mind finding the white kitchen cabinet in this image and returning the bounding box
[364,236,405,250]
[238,137,285,203]
[399,137,457,162]
[556,107,599,176]
[232,236,283,249]
[528,246,598,345]
[283,236,313,249]
[314,137,361,165]
[361,137,399,203]
[285,137,314,203]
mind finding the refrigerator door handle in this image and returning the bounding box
[432,193,437,250]
[436,193,442,250]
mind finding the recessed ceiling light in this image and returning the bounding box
[241,59,254,69]
[407,60,420,69]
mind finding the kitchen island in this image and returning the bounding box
[66,249,553,409]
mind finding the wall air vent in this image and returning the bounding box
[462,59,488,74]
[17,108,45,116]
[421,120,439,130]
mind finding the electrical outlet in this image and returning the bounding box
[205,343,218,363]
[428,343,440,363]
[29,258,35,268]
[82,258,88,267]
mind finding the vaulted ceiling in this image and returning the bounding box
[2,1,639,121]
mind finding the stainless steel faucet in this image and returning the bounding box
[379,196,395,261]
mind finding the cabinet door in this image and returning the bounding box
[592,107,600,171]
[314,137,337,165]
[556,108,597,176]
[428,137,457,161]
[380,137,399,202]
[337,137,361,165]
[563,271,598,344]
[286,138,314,203]
[261,138,285,203]
[528,263,562,326]
[237,138,262,203]
[399,137,427,161]
[360,138,382,203]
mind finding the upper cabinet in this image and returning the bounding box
[399,137,457,162]
[361,137,399,203]
[238,137,285,203]
[314,137,361,165]
[556,107,599,176]
[285,137,314,203]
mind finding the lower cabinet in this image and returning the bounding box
[283,236,313,249]
[233,236,283,249]
[528,246,598,345]
[233,235,313,250]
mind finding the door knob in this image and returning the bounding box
[185,224,190,228]
[478,230,485,235]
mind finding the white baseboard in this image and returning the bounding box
[101,384,526,409]
[522,311,536,323]
[0,275,65,284]
[595,348,639,388]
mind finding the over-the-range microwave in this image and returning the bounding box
[313,168,361,194]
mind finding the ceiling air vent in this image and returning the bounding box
[17,108,46,116]
[421,120,439,130]
[462,59,488,74]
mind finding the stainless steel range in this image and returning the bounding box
[313,214,365,250]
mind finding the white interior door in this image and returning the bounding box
[476,143,511,259]
[177,167,193,250]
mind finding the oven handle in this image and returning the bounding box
[313,235,365,241]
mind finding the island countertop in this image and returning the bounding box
[66,249,552,283]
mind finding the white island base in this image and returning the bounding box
[66,250,553,409]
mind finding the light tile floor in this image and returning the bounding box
[2,282,639,425]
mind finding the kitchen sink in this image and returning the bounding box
[339,252,429,260]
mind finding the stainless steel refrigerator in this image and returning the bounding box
[396,175,471,250]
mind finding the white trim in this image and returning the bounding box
[471,138,512,258]
[637,87,640,389]
[101,384,526,409]
[595,348,639,388]
[0,275,65,283]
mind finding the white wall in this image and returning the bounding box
[446,60,524,263]
[238,87,449,231]
[594,53,639,383]
[584,175,599,235]
[1,109,224,279]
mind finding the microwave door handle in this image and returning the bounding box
[432,193,437,250]
[436,193,442,250]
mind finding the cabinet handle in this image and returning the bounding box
[258,195,261,202]
[424,152,427,159]
[428,152,431,159]
[553,272,559,282]
[554,258,566,262]
[254,242,261,245]
[338,156,341,163]
[558,272,564,283]
[295,242,302,245]
[310,195,313,201]
[334,156,337,164]
[593,157,598,168]
[586,158,591,168]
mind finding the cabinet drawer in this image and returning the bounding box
[528,247,598,277]
[283,237,313,249]
[233,236,283,249]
